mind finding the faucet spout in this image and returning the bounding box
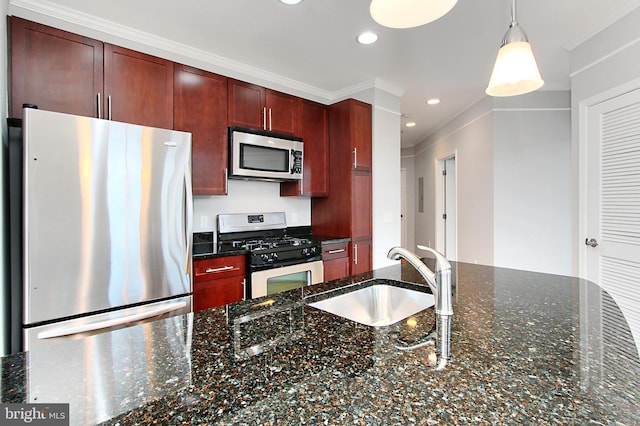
[387,246,453,369]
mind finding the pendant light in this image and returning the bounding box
[486,0,544,97]
[370,0,458,29]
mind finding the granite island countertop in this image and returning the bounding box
[2,262,639,425]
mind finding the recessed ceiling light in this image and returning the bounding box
[279,0,303,5]
[357,32,378,45]
[426,98,441,105]
[405,121,416,128]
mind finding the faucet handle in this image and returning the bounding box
[416,245,451,271]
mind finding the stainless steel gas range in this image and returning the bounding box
[217,212,324,299]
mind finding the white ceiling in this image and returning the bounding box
[10,0,640,147]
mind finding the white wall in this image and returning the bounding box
[405,97,495,266]
[355,87,402,269]
[193,180,311,234]
[493,92,572,275]
[403,91,573,275]
[1,0,9,356]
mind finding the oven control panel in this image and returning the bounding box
[251,244,321,268]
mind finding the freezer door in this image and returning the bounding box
[23,109,193,325]
[24,304,193,425]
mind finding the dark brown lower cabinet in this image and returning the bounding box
[351,238,373,276]
[193,255,245,311]
[322,241,350,281]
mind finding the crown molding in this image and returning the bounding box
[8,0,408,104]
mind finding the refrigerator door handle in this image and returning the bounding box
[185,164,193,275]
[36,301,187,340]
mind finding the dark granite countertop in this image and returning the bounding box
[2,262,639,425]
[314,235,351,245]
[192,249,248,261]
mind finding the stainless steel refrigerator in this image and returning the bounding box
[20,108,193,350]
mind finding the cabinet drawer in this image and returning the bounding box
[321,242,349,261]
[194,255,245,283]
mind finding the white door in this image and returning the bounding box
[400,168,408,248]
[436,155,457,260]
[444,157,457,260]
[584,88,640,348]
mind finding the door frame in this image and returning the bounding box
[400,168,408,248]
[435,149,458,259]
[577,76,640,280]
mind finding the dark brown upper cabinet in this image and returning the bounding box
[281,99,329,197]
[228,79,299,136]
[10,17,173,130]
[9,17,104,119]
[103,44,173,129]
[174,65,229,195]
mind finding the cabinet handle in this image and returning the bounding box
[242,278,246,301]
[97,93,102,119]
[205,265,235,273]
[353,244,358,265]
[353,148,357,169]
[268,108,273,131]
[262,107,267,130]
[108,95,112,120]
[328,249,345,254]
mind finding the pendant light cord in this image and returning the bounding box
[511,0,518,26]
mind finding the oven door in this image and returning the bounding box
[251,260,324,299]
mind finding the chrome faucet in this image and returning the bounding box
[387,245,453,370]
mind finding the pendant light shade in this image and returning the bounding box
[370,0,458,29]
[486,0,544,97]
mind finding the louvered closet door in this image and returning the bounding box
[586,88,640,348]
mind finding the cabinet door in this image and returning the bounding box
[228,79,266,130]
[351,238,372,276]
[324,257,350,282]
[352,170,372,241]
[322,241,350,281]
[104,44,173,129]
[351,100,372,170]
[281,100,328,197]
[266,89,299,135]
[174,65,228,195]
[193,276,245,311]
[9,17,104,119]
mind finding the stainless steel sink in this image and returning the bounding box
[307,283,435,327]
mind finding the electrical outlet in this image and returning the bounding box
[199,215,209,229]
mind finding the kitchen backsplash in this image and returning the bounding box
[193,179,311,232]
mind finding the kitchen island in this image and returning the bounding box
[2,262,639,425]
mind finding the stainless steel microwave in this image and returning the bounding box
[229,127,303,181]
